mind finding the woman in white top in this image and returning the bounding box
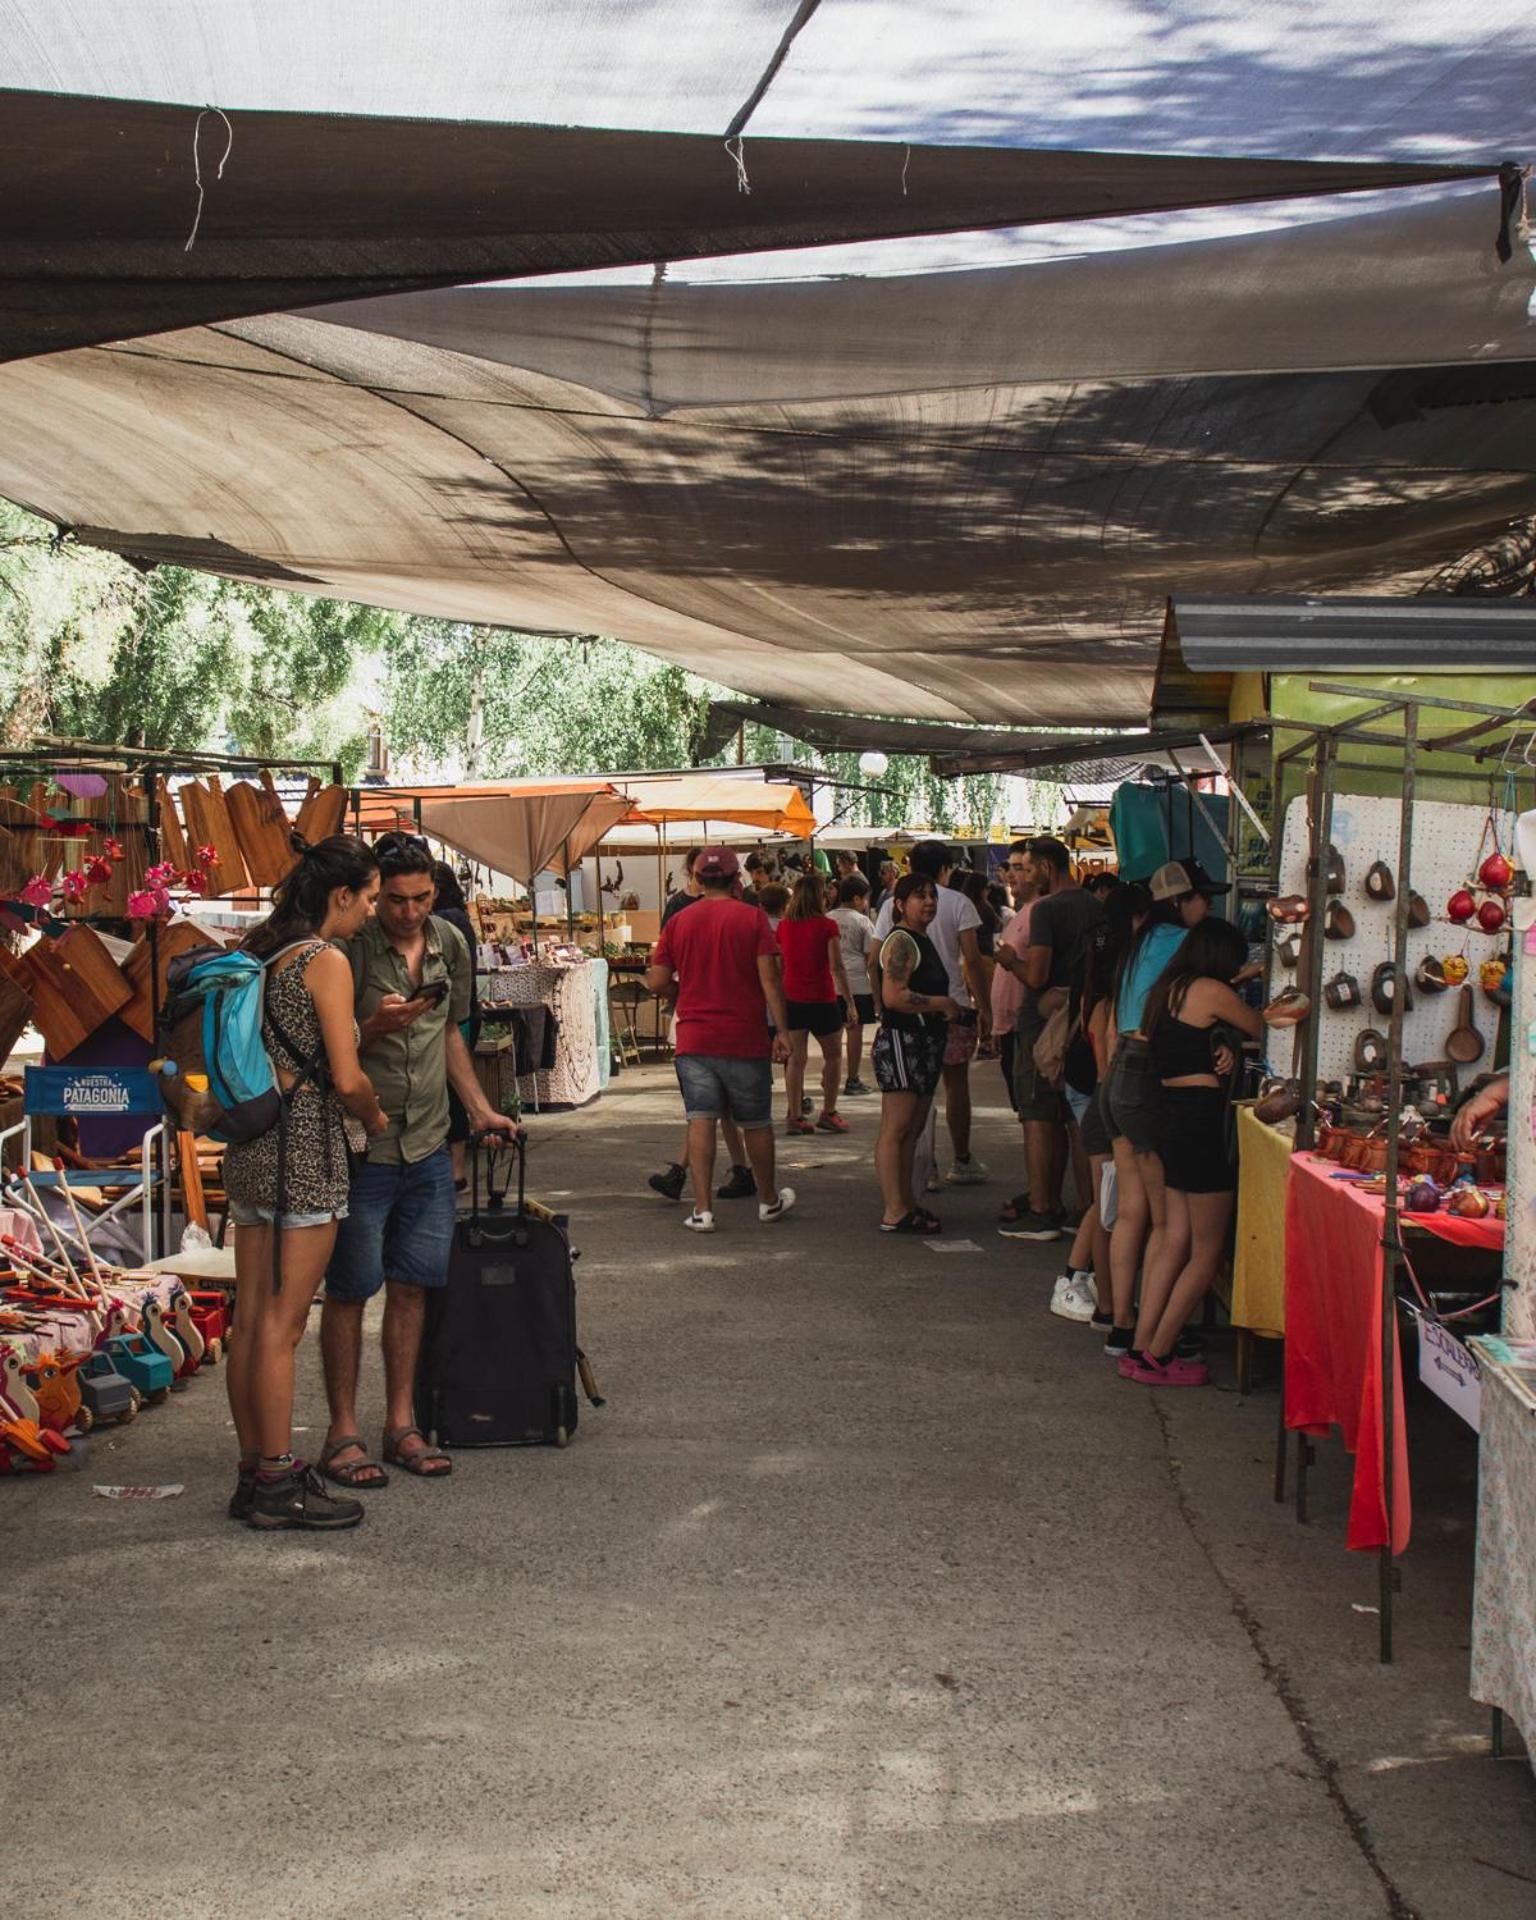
[831,873,877,1095]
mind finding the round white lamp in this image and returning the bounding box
[858,750,889,778]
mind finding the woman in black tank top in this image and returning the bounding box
[1123,919,1264,1387]
[873,877,960,1233]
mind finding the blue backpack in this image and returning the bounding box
[154,942,325,1143]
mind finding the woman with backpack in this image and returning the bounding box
[1118,917,1263,1387]
[222,835,391,1531]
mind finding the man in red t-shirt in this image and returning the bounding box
[646,848,797,1232]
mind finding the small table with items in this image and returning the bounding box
[477,956,604,1111]
[1281,1148,1503,1554]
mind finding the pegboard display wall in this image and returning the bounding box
[1268,793,1512,1087]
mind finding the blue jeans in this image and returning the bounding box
[674,1054,773,1128]
[325,1146,456,1300]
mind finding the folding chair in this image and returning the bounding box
[0,1065,172,1264]
[609,978,645,1067]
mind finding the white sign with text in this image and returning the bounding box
[1418,1318,1482,1432]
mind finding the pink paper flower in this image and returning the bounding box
[61,869,91,901]
[19,874,53,908]
[145,861,177,888]
[102,837,125,862]
[195,844,217,868]
[127,890,161,920]
[84,855,115,886]
[180,870,208,895]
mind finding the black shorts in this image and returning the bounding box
[872,1024,944,1097]
[852,992,876,1026]
[1156,1087,1236,1193]
[786,998,844,1038]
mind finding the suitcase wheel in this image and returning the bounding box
[554,1424,568,1449]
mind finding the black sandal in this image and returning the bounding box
[318,1434,390,1490]
[881,1210,927,1233]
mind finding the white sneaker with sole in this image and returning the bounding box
[683,1209,716,1233]
[1049,1274,1096,1322]
[946,1157,989,1185]
[759,1187,797,1222]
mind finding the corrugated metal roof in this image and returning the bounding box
[1172,596,1536,670]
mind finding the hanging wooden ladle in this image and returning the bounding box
[1445,985,1484,1065]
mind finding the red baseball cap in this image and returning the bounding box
[695,846,740,879]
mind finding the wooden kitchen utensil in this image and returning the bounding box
[181,776,249,897]
[153,776,189,871]
[1445,986,1484,1065]
[294,781,348,846]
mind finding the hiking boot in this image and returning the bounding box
[228,1464,257,1523]
[843,1077,873,1097]
[648,1163,687,1202]
[715,1164,757,1201]
[248,1462,364,1532]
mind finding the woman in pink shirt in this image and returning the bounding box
[776,874,856,1134]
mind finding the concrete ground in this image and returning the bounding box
[5,1061,1534,1920]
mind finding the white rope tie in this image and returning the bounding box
[184,107,234,252]
[724,135,751,195]
[901,144,911,197]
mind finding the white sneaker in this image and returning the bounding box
[946,1157,988,1185]
[759,1186,797,1223]
[1049,1274,1096,1322]
[683,1209,716,1233]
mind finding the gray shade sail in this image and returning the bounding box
[6,190,1536,727]
[0,84,1494,363]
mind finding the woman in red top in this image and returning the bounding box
[776,873,856,1133]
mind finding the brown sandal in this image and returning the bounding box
[382,1424,453,1478]
[318,1434,389,1490]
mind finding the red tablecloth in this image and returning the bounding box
[1284,1153,1412,1555]
[1402,1205,1505,1251]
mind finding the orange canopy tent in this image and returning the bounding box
[600,774,815,839]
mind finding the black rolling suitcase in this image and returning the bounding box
[417,1135,601,1448]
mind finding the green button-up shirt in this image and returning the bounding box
[345,916,473,1165]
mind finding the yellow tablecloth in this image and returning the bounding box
[1233,1105,1292,1338]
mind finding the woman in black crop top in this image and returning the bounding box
[1121,919,1264,1388]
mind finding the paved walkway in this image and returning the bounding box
[5,1063,1533,1919]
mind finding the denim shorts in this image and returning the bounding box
[229,1200,346,1231]
[675,1054,773,1128]
[325,1145,457,1299]
[1104,1038,1164,1153]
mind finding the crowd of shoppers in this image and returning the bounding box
[639,838,1263,1393]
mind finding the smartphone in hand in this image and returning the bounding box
[412,979,450,1007]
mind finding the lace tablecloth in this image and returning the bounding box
[1471,1355,1536,1772]
[481,961,601,1109]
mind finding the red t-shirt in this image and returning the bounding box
[776,914,838,1003]
[652,897,779,1057]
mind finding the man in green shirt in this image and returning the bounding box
[320,835,519,1487]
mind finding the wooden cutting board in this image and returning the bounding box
[181,776,250,897]
[118,920,210,1043]
[22,925,133,1056]
[153,776,190,872]
[226,770,298,889]
[58,775,148,917]
[0,963,33,1064]
[295,781,348,846]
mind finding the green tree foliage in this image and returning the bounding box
[2,494,1043,825]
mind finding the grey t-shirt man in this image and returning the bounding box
[1020,887,1104,1028]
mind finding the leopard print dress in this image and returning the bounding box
[223,941,361,1221]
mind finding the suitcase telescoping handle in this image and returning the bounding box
[470,1125,526,1219]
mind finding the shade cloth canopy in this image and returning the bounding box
[6,3,1536,725]
[6,181,1536,726]
[2,87,1486,364]
[355,780,636,885]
